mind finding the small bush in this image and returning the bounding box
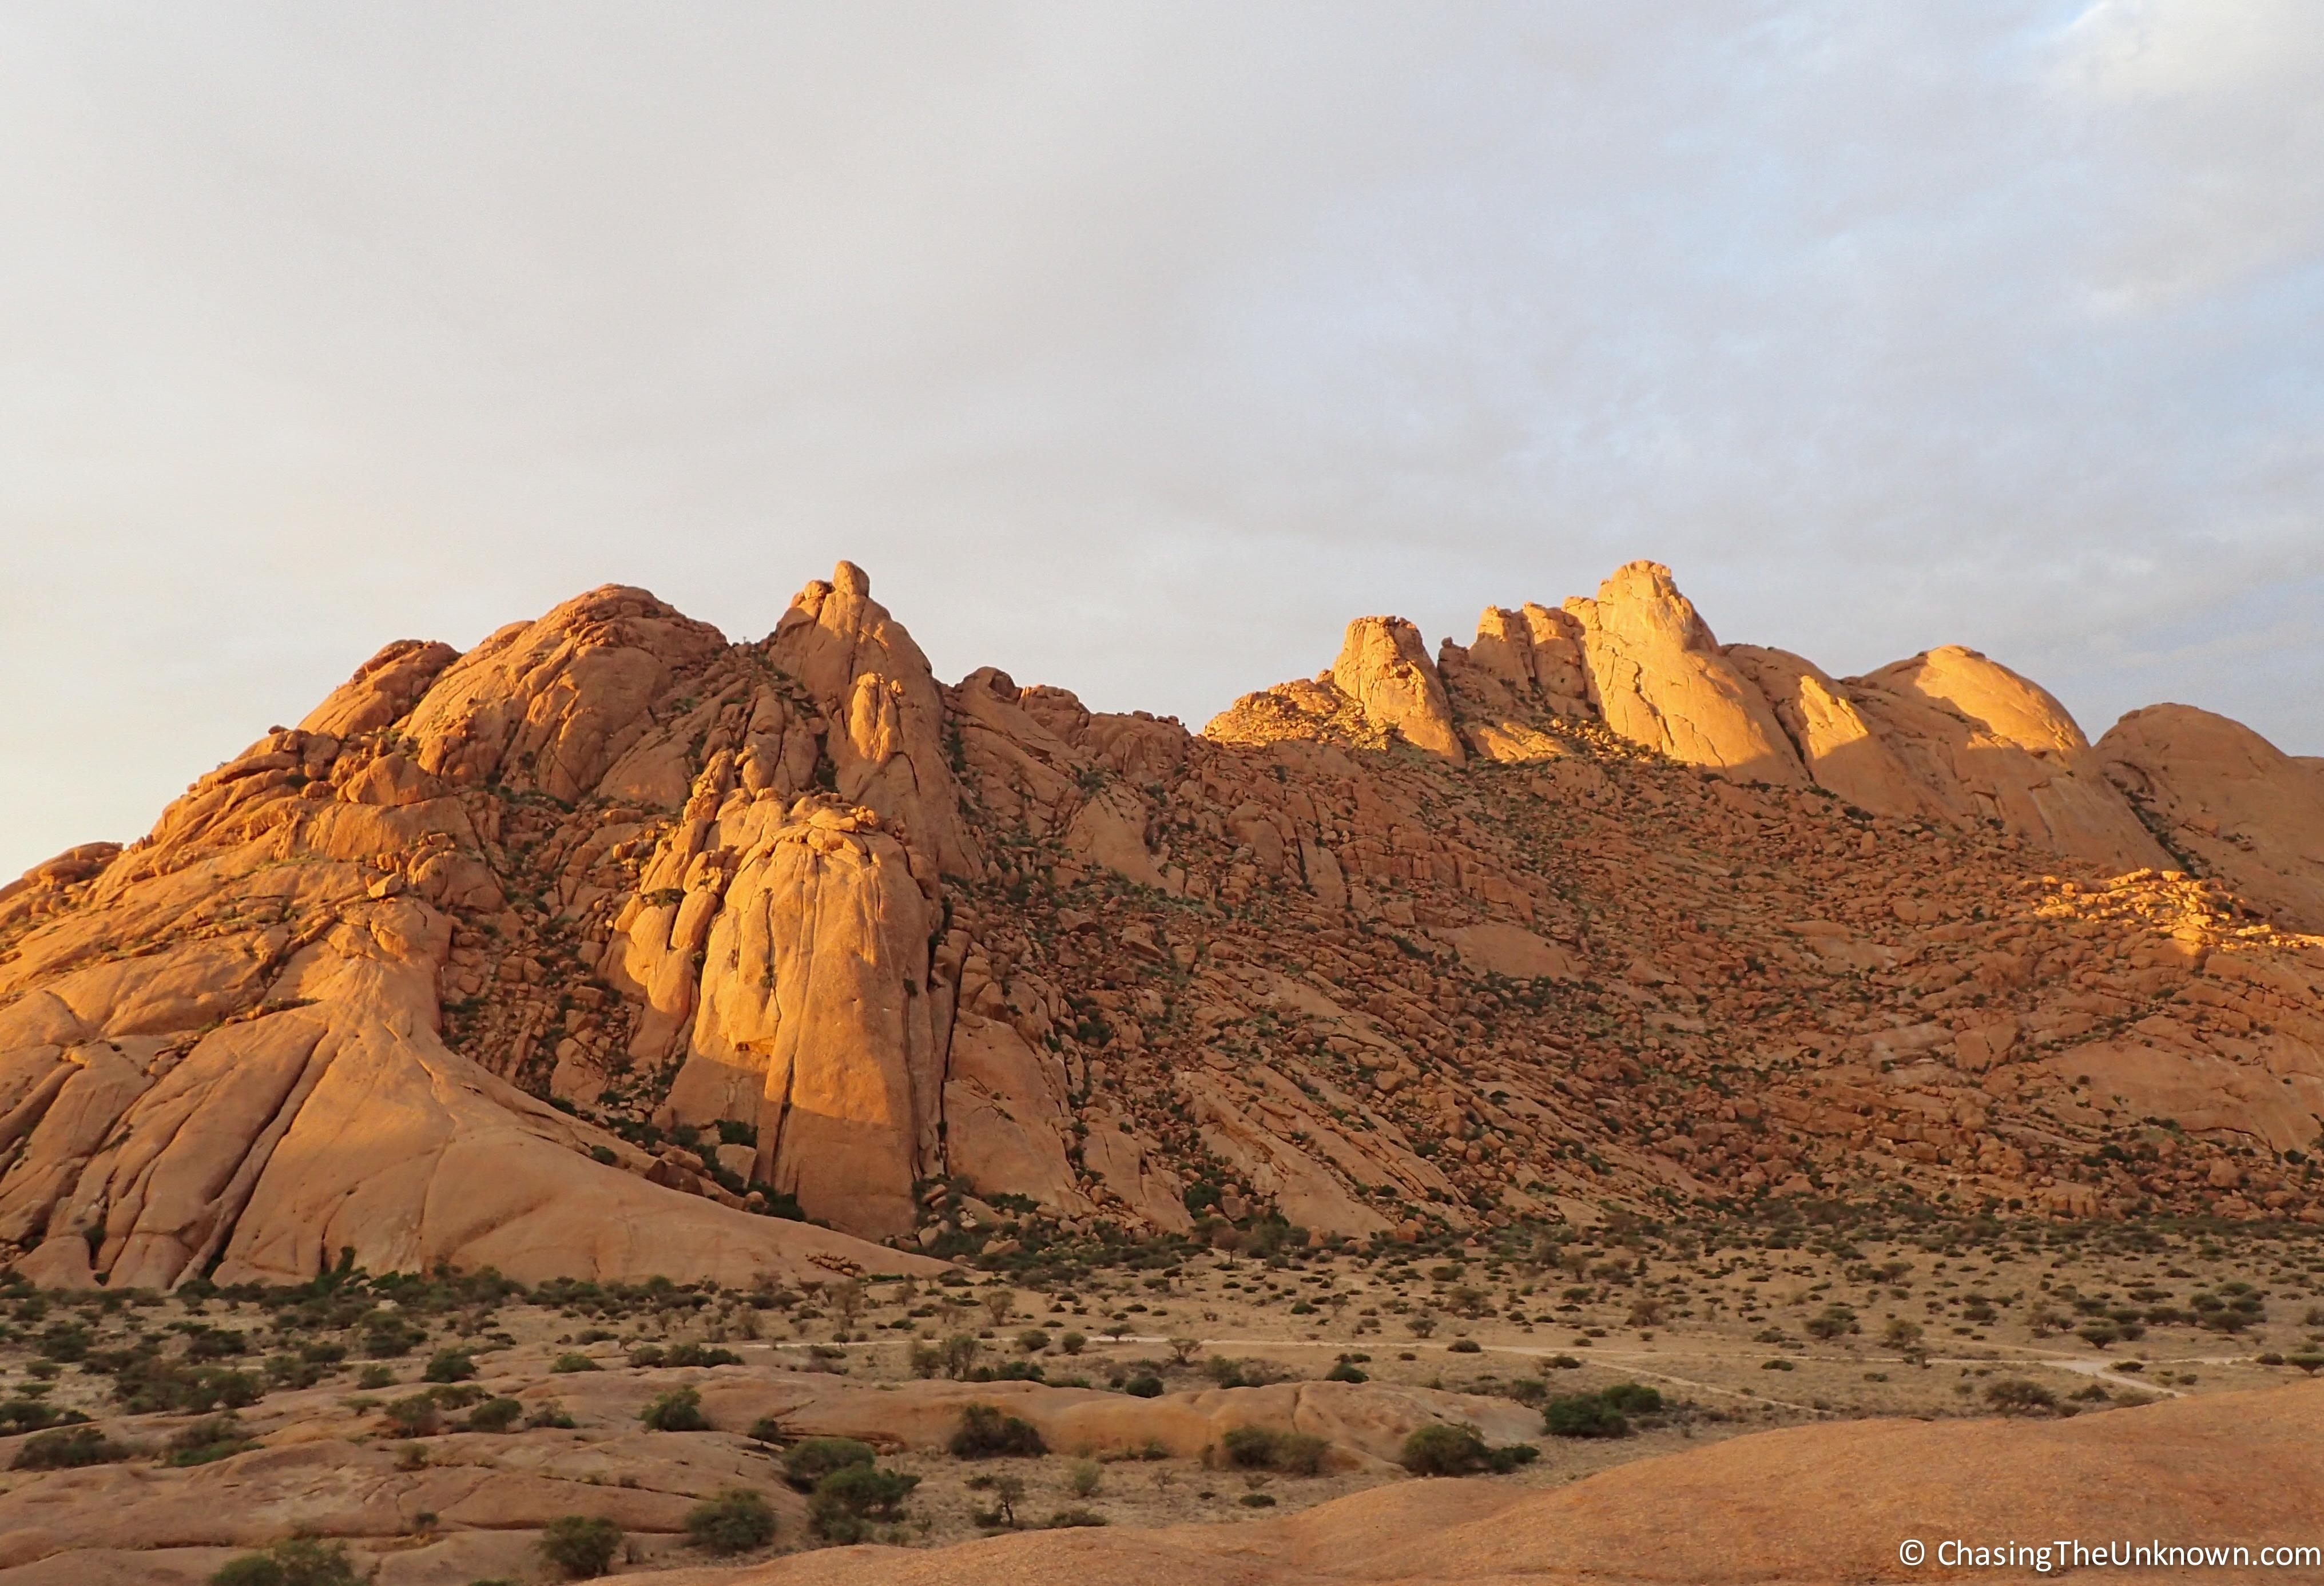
[1122,1374,1164,1398]
[950,1402,1046,1458]
[810,1462,919,1540]
[1400,1423,1491,1476]
[538,1513,624,1578]
[1067,1457,1103,1497]
[783,1436,876,1489]
[663,1342,744,1368]
[1447,1338,1482,1354]
[746,1413,786,1444]
[1059,1331,1087,1356]
[422,1350,476,1384]
[526,1401,577,1430]
[1325,1360,1368,1384]
[164,1414,255,1467]
[1600,1382,1664,1415]
[0,1399,86,1437]
[466,1397,523,1433]
[686,1486,777,1553]
[1048,1506,1109,1527]
[1016,1329,1051,1354]
[550,1353,601,1374]
[12,1425,128,1470]
[1985,1378,2059,1416]
[1221,1426,1280,1468]
[1543,1393,1630,1440]
[383,1394,441,1437]
[641,1386,709,1432]
[208,1536,360,1586]
[355,1366,395,1390]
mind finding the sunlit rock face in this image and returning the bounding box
[3,557,2322,1287]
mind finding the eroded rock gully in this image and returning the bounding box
[3,560,2323,1290]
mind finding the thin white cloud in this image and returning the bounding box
[2,2,2318,877]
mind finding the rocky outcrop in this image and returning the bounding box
[1327,618,1466,763]
[768,562,979,881]
[2100,703,2324,933]
[1562,562,1807,786]
[664,801,944,1240]
[6,555,2323,1287]
[1723,645,1942,820]
[1848,645,2170,873]
[400,586,728,803]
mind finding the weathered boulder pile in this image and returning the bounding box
[3,559,2322,1285]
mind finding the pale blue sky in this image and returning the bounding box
[4,2,2319,878]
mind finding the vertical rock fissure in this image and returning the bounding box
[167,1033,338,1289]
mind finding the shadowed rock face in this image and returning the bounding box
[3,558,2323,1285]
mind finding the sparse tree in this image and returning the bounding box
[982,1287,1017,1328]
[941,1333,982,1380]
[830,1281,865,1331]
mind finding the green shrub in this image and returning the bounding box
[640,1386,709,1432]
[746,1413,786,1444]
[549,1353,601,1374]
[466,1397,523,1433]
[208,1536,360,1586]
[1047,1506,1108,1527]
[383,1393,442,1437]
[163,1414,255,1467]
[1221,1426,1280,1468]
[422,1350,476,1384]
[1325,1360,1368,1384]
[1447,1338,1482,1354]
[663,1342,744,1368]
[11,1425,128,1470]
[537,1513,624,1577]
[1542,1393,1630,1439]
[526,1400,578,1430]
[1223,1425,1329,1474]
[1122,1374,1164,1398]
[363,1318,424,1358]
[1984,1378,2059,1416]
[685,1486,777,1553]
[1059,1331,1087,1356]
[782,1436,876,1489]
[950,1402,1046,1458]
[1400,1423,1489,1476]
[1600,1382,1664,1415]
[809,1463,919,1541]
[0,1400,86,1437]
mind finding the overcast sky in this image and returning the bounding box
[4,1,2319,879]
